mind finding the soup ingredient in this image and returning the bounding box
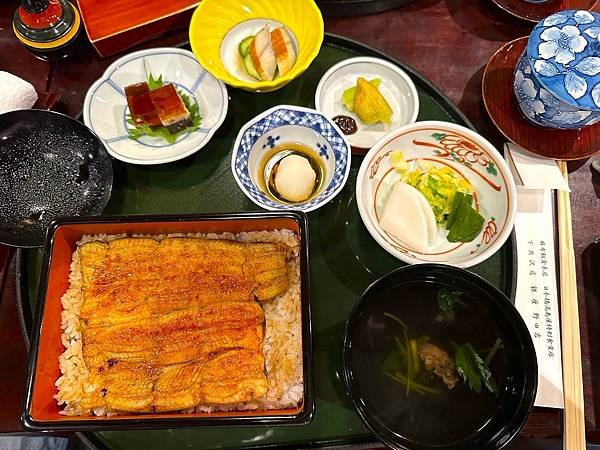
[383,309,501,397]
[445,192,485,243]
[436,289,460,322]
[239,26,296,81]
[332,115,358,135]
[274,154,317,202]
[418,343,459,389]
[380,182,436,252]
[125,72,201,144]
[452,342,498,394]
[271,27,296,77]
[342,78,381,112]
[382,312,440,397]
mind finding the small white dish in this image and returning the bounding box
[83,48,228,165]
[232,105,351,212]
[315,56,419,150]
[356,121,517,268]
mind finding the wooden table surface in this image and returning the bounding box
[1,0,600,447]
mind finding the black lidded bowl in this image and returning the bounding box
[0,109,113,248]
[342,263,537,450]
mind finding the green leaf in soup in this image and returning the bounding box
[452,342,498,394]
[382,349,402,375]
[436,289,460,322]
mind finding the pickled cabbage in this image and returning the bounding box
[342,78,381,112]
[390,151,473,223]
[354,77,393,125]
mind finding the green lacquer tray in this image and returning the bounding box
[16,34,516,449]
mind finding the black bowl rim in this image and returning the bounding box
[21,211,314,431]
[0,109,114,249]
[342,263,538,450]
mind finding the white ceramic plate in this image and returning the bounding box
[315,56,419,150]
[356,121,517,268]
[83,48,228,165]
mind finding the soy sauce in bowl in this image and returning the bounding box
[342,264,537,450]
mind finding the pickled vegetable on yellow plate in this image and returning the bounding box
[348,77,393,125]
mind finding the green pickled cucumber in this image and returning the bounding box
[243,53,261,80]
[238,36,254,57]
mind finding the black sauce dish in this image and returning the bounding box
[342,263,537,450]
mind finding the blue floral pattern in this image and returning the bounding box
[262,135,280,149]
[516,10,600,128]
[514,51,596,128]
[316,142,329,159]
[538,25,587,64]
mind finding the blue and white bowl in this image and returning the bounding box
[231,105,351,212]
[514,9,600,129]
[83,48,228,165]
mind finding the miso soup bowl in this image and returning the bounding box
[231,105,351,213]
[343,264,537,450]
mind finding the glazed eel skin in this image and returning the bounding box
[75,237,290,413]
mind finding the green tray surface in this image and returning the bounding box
[19,35,515,449]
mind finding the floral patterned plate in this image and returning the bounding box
[491,0,598,23]
[355,121,517,268]
[483,36,600,160]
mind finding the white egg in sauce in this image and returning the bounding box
[257,142,325,204]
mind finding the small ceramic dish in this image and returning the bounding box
[232,105,351,212]
[315,57,419,152]
[83,47,228,165]
[189,0,324,93]
[491,0,598,23]
[483,37,600,160]
[356,121,517,268]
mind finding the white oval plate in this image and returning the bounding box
[83,48,228,165]
[356,121,517,268]
[315,56,419,150]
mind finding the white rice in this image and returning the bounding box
[54,230,303,416]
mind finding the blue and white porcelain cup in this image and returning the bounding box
[514,9,600,129]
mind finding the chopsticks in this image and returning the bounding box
[557,161,586,450]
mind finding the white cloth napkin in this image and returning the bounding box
[0,71,38,114]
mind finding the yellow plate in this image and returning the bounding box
[189,0,324,93]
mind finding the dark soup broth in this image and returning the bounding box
[349,280,505,446]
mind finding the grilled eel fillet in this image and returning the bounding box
[79,349,268,412]
[74,237,291,412]
[79,238,289,327]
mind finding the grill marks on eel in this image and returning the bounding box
[76,237,290,412]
